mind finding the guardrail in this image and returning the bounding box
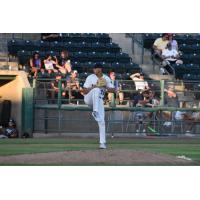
[27,78,200,136]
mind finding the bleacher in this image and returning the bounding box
[7,33,140,78]
[143,33,200,80]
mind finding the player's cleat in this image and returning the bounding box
[99,143,107,149]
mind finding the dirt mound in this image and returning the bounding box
[0,149,194,165]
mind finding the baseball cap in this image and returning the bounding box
[93,63,103,69]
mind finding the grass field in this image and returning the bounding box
[0,137,200,165]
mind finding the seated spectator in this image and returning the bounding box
[56,50,72,75]
[168,34,178,51]
[47,73,65,103]
[44,54,58,73]
[132,90,152,134]
[161,43,183,74]
[37,67,47,78]
[133,90,150,107]
[153,33,169,60]
[130,72,149,91]
[0,119,18,138]
[65,70,83,103]
[46,69,55,78]
[29,52,42,78]
[107,72,124,105]
[163,86,179,127]
[146,90,160,107]
[41,33,60,42]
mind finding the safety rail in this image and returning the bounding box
[26,78,200,136]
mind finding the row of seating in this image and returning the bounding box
[8,40,121,55]
[53,33,111,43]
[72,62,140,74]
[17,50,132,65]
[171,64,200,79]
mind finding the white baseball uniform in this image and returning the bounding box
[83,74,114,144]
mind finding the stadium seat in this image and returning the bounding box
[96,33,111,43]
[101,52,116,63]
[8,39,25,55]
[40,41,50,51]
[71,52,88,62]
[49,41,64,52]
[91,42,107,52]
[87,52,104,62]
[115,52,131,63]
[17,50,32,65]
[46,51,59,57]
[105,43,121,53]
[82,33,98,43]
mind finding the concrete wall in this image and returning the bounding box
[0,70,30,135]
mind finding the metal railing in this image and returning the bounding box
[32,78,200,135]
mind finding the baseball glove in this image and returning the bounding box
[96,77,107,88]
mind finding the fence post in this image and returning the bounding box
[160,79,165,106]
[22,88,34,137]
[58,79,62,109]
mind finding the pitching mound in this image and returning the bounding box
[0,149,194,165]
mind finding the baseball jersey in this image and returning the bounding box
[83,74,114,97]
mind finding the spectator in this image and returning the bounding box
[132,90,151,134]
[168,34,179,51]
[132,90,150,107]
[108,72,124,105]
[46,69,55,78]
[29,52,42,78]
[56,50,72,75]
[44,54,58,72]
[0,119,18,138]
[48,73,65,103]
[163,86,179,127]
[65,70,83,103]
[146,90,160,107]
[37,67,47,78]
[162,43,183,74]
[130,72,149,91]
[153,33,169,59]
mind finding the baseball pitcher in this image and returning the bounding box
[82,63,115,149]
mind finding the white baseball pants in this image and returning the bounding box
[84,88,106,144]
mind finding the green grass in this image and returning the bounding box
[0,138,200,164]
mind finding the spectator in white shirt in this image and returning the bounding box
[162,43,183,64]
[130,72,149,91]
[161,43,183,74]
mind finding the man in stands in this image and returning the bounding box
[161,43,183,74]
[130,72,149,91]
[108,71,124,105]
[153,33,169,59]
[48,73,65,103]
[163,86,179,127]
[65,70,83,103]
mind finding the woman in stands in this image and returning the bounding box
[56,50,72,75]
[43,54,58,73]
[29,52,42,78]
